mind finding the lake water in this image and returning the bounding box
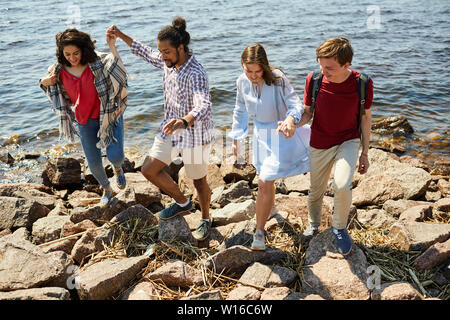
[0,0,449,183]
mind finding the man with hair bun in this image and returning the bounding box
[109,17,215,241]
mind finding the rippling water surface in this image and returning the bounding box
[0,0,449,183]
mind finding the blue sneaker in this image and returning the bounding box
[333,228,352,255]
[100,189,114,208]
[114,167,126,189]
[158,201,192,220]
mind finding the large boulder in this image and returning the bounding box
[0,196,50,230]
[389,221,450,252]
[217,219,256,250]
[352,174,404,207]
[179,163,225,197]
[398,205,433,223]
[203,245,287,274]
[371,116,414,136]
[145,260,204,287]
[382,199,430,218]
[220,160,257,184]
[301,228,370,300]
[211,199,256,226]
[354,148,431,200]
[42,156,82,188]
[356,209,396,230]
[283,173,311,194]
[158,213,196,245]
[31,215,71,245]
[274,195,333,228]
[77,255,150,300]
[123,173,162,207]
[211,180,253,208]
[0,183,57,210]
[413,238,450,272]
[0,238,73,291]
[239,262,297,288]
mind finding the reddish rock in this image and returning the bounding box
[398,205,433,222]
[145,260,203,287]
[226,285,261,300]
[389,221,450,252]
[77,255,150,300]
[414,239,450,271]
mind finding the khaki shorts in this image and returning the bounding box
[149,135,211,180]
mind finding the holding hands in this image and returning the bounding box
[40,68,59,87]
[106,25,119,47]
[277,116,296,138]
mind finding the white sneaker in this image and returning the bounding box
[251,230,266,251]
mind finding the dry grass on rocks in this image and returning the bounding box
[80,213,449,300]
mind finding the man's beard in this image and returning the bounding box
[165,51,180,68]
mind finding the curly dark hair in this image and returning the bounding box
[55,28,98,66]
[157,17,191,53]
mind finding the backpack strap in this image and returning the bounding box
[357,72,370,130]
[309,71,323,115]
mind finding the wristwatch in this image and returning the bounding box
[179,118,188,128]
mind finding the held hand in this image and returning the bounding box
[162,118,185,135]
[276,118,296,138]
[41,72,58,87]
[358,154,370,174]
[106,25,118,46]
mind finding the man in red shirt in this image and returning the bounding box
[298,37,373,255]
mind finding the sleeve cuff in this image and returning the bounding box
[228,127,248,140]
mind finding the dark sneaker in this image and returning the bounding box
[114,168,126,190]
[333,228,352,255]
[301,224,319,242]
[192,219,211,241]
[158,201,192,220]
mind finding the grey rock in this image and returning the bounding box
[0,196,49,230]
[211,199,256,226]
[32,215,71,245]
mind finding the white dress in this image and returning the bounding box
[229,70,311,181]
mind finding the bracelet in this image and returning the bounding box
[179,118,188,128]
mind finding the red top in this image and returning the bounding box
[60,66,101,125]
[303,69,373,149]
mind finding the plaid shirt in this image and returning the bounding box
[40,52,128,148]
[131,39,214,149]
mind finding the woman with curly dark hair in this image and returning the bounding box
[40,27,128,207]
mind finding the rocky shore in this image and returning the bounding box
[0,116,449,300]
